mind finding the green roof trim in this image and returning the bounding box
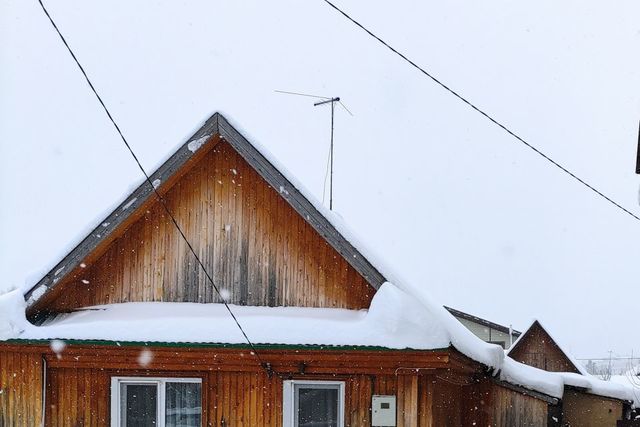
[2,338,450,353]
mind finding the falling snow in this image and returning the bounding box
[137,348,153,367]
[50,339,66,359]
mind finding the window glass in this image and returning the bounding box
[296,385,339,427]
[165,382,202,427]
[120,383,158,427]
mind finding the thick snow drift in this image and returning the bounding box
[19,283,451,350]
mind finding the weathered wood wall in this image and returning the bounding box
[460,380,551,427]
[509,323,580,373]
[0,351,43,426]
[0,343,565,427]
[45,141,373,313]
[489,382,548,426]
[46,367,109,426]
[42,368,461,426]
[562,389,624,427]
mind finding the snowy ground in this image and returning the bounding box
[1,0,640,360]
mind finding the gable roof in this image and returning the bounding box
[508,319,588,375]
[24,113,386,313]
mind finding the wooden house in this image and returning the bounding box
[0,113,634,426]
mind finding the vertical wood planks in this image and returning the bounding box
[46,142,374,314]
[0,351,43,427]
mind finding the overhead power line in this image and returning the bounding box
[35,0,275,376]
[322,0,640,222]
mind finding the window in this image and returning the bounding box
[283,380,345,427]
[111,377,202,427]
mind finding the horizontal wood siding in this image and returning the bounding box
[0,351,43,426]
[46,141,373,313]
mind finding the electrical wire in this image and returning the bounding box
[322,0,640,222]
[36,0,275,376]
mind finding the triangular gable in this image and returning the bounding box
[507,320,586,375]
[25,113,386,319]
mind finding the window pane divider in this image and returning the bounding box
[111,376,202,427]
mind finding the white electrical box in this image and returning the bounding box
[371,395,396,426]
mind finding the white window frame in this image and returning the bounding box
[110,376,202,427]
[283,380,345,427]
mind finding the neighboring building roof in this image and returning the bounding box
[445,306,522,338]
[508,319,589,376]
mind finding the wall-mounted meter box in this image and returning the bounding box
[371,395,396,426]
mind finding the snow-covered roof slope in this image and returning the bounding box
[499,357,637,403]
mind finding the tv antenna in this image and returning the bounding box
[635,119,640,175]
[276,90,353,210]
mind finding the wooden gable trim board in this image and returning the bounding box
[24,112,386,319]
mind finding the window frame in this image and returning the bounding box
[282,380,345,427]
[110,376,202,427]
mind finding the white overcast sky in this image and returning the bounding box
[1,0,639,359]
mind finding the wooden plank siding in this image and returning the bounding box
[26,113,387,316]
[0,351,43,426]
[43,141,374,313]
[489,382,549,427]
[508,322,581,374]
[0,343,499,426]
[41,368,473,426]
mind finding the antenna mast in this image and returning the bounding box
[276,90,352,210]
[314,97,340,210]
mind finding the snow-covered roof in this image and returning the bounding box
[11,283,451,350]
[1,112,637,406]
